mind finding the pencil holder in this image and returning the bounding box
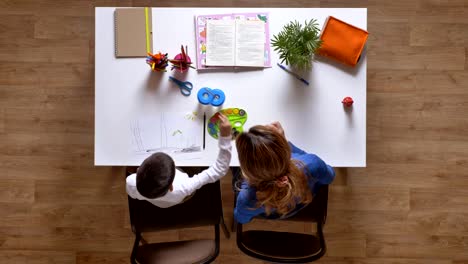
[146,52,169,72]
[170,45,194,73]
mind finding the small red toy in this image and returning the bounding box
[342,97,354,107]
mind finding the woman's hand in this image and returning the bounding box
[267,121,285,138]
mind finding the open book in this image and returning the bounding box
[195,13,271,70]
[205,20,265,67]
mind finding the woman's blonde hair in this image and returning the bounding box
[236,125,312,216]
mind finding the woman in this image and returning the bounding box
[233,122,335,224]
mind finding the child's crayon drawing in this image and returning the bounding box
[130,112,202,154]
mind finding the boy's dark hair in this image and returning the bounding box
[136,152,176,199]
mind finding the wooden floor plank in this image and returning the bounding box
[35,180,126,205]
[0,108,4,134]
[0,203,125,228]
[319,0,368,8]
[0,15,36,39]
[4,107,94,134]
[347,163,468,189]
[465,48,468,70]
[329,186,410,211]
[367,139,468,165]
[0,250,76,264]
[34,16,94,40]
[0,0,94,16]
[0,38,89,63]
[1,0,468,262]
[368,46,465,70]
[410,23,468,47]
[326,210,409,235]
[1,155,122,181]
[0,179,35,203]
[368,22,410,47]
[410,0,468,24]
[410,188,468,212]
[76,251,128,264]
[0,226,133,252]
[0,63,93,87]
[317,257,452,264]
[408,211,468,237]
[368,70,468,94]
[326,233,367,258]
[366,0,418,23]
[0,133,93,158]
[367,234,468,259]
[0,85,94,109]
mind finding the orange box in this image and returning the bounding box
[318,16,369,67]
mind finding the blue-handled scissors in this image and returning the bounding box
[169,76,193,96]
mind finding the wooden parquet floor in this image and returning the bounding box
[1,0,467,263]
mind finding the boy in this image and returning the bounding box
[126,114,232,207]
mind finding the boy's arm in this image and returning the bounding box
[126,173,139,199]
[177,136,232,197]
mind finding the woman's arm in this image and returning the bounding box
[307,154,335,185]
[288,141,307,155]
[234,189,264,224]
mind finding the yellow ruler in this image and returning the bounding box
[144,7,151,53]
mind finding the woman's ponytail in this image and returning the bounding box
[237,125,313,216]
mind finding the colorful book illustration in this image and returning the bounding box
[194,13,271,70]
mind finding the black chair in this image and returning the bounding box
[235,185,328,263]
[126,167,230,264]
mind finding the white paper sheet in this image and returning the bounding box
[130,111,203,157]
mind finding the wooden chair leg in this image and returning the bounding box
[231,217,237,233]
[130,232,141,264]
[140,236,148,245]
[220,215,230,239]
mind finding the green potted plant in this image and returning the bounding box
[271,19,322,70]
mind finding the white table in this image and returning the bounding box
[95,7,367,167]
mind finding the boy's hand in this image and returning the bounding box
[218,114,232,137]
[267,121,285,138]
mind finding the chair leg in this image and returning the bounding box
[140,236,148,245]
[130,232,141,264]
[231,192,238,232]
[220,215,230,239]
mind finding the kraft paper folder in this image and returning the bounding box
[114,7,153,57]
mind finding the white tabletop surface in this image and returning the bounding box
[95,7,367,167]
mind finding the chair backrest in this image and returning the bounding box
[282,184,328,224]
[235,185,329,263]
[128,179,223,233]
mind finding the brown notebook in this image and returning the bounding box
[114,8,152,57]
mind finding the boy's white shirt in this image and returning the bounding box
[126,136,232,208]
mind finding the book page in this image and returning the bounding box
[234,20,265,67]
[205,20,235,66]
